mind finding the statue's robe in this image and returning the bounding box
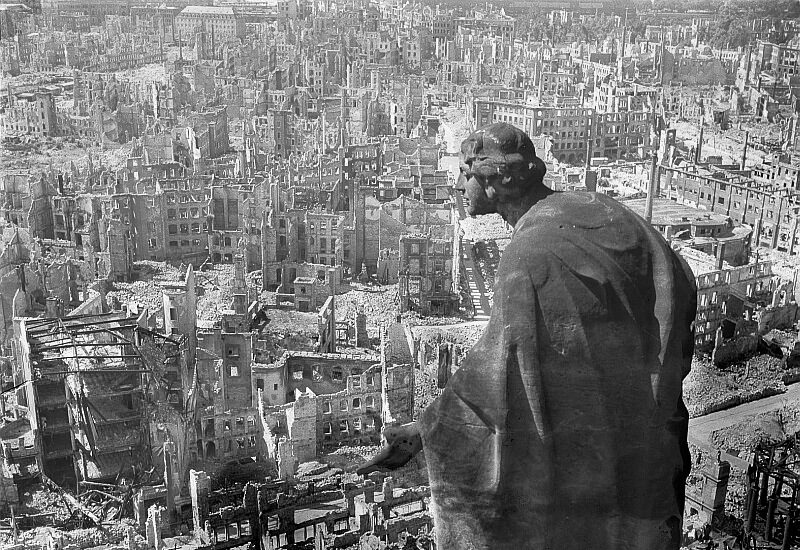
[420,192,696,550]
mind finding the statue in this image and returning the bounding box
[359,123,696,549]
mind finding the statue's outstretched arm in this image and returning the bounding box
[357,422,422,475]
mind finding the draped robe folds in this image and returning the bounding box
[419,192,697,550]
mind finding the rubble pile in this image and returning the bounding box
[411,324,484,347]
[2,137,135,174]
[17,483,72,524]
[320,446,381,474]
[335,284,400,336]
[0,522,134,549]
[414,368,442,418]
[107,279,167,313]
[753,246,800,283]
[459,214,511,242]
[400,310,469,327]
[196,266,235,322]
[710,404,800,453]
[107,261,184,312]
[684,354,786,417]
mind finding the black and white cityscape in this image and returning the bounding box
[2,0,800,548]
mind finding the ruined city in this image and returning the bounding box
[4,0,800,548]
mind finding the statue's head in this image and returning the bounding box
[456,123,547,217]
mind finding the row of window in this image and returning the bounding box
[290,367,375,385]
[308,236,336,252]
[323,416,376,435]
[213,520,251,544]
[152,238,205,249]
[308,219,340,232]
[167,207,208,219]
[168,223,206,234]
[221,416,256,430]
[164,239,203,248]
[321,395,377,414]
[163,193,210,204]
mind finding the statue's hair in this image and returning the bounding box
[461,123,547,192]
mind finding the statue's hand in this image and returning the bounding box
[357,422,422,476]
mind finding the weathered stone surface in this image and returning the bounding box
[419,124,697,549]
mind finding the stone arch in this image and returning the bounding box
[206,441,216,459]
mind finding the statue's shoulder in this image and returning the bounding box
[505,191,652,288]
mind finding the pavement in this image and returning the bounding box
[687,384,800,469]
[460,239,491,321]
[688,385,800,445]
[452,192,491,321]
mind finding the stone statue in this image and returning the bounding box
[358,123,696,549]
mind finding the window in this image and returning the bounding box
[168,209,176,219]
[323,401,332,414]
[366,395,375,408]
[230,366,239,377]
[352,418,362,433]
[168,224,177,234]
[351,376,361,389]
[273,383,278,391]
[180,208,189,218]
[352,397,361,409]
[339,420,349,433]
[340,400,348,412]
[323,422,332,435]
[149,238,157,249]
[292,370,303,381]
[331,369,343,382]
